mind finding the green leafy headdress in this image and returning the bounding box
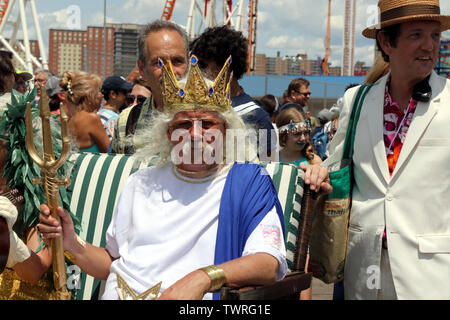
[0,88,80,236]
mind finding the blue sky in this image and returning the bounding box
[5,0,450,68]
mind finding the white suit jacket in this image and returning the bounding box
[324,71,450,300]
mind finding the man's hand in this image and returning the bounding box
[37,204,77,251]
[300,163,332,195]
[158,269,211,300]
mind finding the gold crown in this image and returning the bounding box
[160,55,233,114]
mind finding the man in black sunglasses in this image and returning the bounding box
[125,77,151,110]
[281,78,311,113]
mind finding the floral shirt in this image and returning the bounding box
[383,78,418,176]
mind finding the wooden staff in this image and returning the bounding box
[25,88,71,300]
[294,184,318,272]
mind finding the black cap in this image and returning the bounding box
[101,76,133,93]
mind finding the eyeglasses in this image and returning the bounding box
[126,94,147,105]
[33,78,47,84]
[295,91,311,97]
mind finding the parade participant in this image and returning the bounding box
[38,56,295,300]
[0,52,35,284]
[0,84,78,299]
[60,71,110,153]
[190,26,276,160]
[325,0,450,300]
[111,20,189,154]
[0,196,40,276]
[98,76,132,142]
[277,107,321,168]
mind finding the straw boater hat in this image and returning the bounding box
[363,0,450,39]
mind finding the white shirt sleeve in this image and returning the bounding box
[242,206,288,280]
[105,173,137,259]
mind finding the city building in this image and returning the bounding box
[328,66,342,76]
[250,51,372,77]
[86,26,115,78]
[48,29,86,76]
[49,23,144,78]
[436,39,450,78]
[111,24,143,77]
[254,53,266,75]
[254,52,331,76]
[354,61,371,76]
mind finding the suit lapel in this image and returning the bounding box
[391,72,442,180]
[365,74,391,185]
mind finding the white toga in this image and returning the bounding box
[101,163,287,300]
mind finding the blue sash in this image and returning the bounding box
[213,162,285,299]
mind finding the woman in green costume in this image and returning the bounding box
[0,53,77,299]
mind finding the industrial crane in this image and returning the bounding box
[247,0,257,73]
[321,0,331,76]
[0,0,8,24]
[161,0,177,21]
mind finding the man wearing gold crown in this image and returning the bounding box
[37,54,332,300]
[325,0,450,299]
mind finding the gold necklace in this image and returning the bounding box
[171,164,231,184]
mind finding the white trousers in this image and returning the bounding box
[376,248,397,300]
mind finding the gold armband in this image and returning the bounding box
[64,235,86,263]
[200,265,227,292]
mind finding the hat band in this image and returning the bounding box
[381,4,440,23]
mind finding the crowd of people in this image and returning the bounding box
[0,0,449,301]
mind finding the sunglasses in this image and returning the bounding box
[295,91,311,97]
[126,95,147,105]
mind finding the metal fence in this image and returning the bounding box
[240,74,366,108]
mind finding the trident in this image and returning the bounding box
[25,87,72,300]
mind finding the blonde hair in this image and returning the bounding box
[364,54,390,85]
[60,71,102,111]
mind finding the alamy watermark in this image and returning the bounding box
[366,264,381,290]
[67,5,81,30]
[365,3,381,29]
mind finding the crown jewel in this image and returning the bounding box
[160,55,233,114]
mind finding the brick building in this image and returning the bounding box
[49,26,115,78]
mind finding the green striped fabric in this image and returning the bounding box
[66,153,148,300]
[65,154,304,299]
[262,162,305,272]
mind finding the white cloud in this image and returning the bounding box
[266,35,305,50]
[6,0,450,71]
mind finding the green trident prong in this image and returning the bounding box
[25,86,72,300]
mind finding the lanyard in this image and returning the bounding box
[387,98,413,154]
